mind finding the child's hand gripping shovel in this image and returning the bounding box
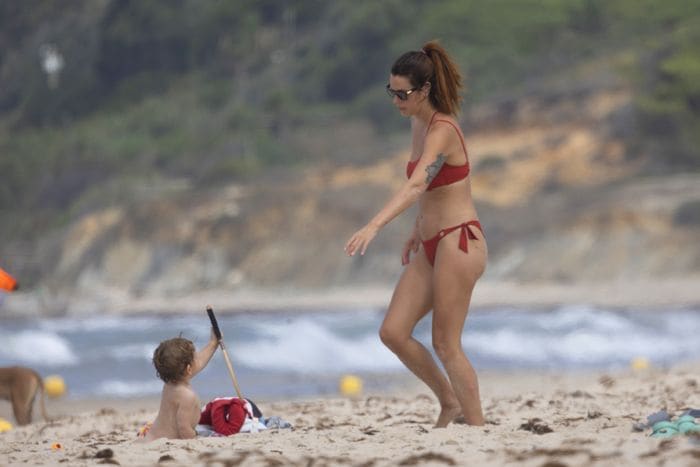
[206,305,244,400]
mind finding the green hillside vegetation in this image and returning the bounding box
[1,0,699,243]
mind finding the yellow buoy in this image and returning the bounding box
[631,356,650,371]
[0,417,13,433]
[44,375,67,398]
[339,374,363,397]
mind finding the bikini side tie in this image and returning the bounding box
[437,220,482,254]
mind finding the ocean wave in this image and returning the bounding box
[538,306,632,332]
[4,305,700,401]
[463,307,700,368]
[235,316,401,373]
[95,379,163,397]
[38,316,164,333]
[103,343,157,362]
[0,330,78,366]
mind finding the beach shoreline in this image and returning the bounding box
[3,277,700,317]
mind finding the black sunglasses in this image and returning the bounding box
[386,84,419,101]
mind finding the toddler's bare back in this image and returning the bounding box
[144,383,200,441]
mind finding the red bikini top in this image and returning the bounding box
[406,113,470,191]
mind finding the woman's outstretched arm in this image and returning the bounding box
[344,124,451,256]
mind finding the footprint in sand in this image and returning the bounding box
[397,451,457,466]
[518,418,554,434]
[598,375,615,388]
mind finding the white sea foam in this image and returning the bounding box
[664,313,700,335]
[539,306,631,332]
[39,316,163,333]
[95,379,162,397]
[465,329,551,363]
[235,316,401,373]
[463,307,700,368]
[0,330,78,366]
[104,343,157,362]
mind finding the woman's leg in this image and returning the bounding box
[379,250,459,427]
[432,228,487,426]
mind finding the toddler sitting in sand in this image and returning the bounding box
[138,329,219,441]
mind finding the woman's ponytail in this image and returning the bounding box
[422,40,463,115]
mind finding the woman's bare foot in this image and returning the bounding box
[434,404,462,428]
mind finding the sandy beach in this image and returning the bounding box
[2,362,698,466]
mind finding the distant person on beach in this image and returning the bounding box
[345,41,487,427]
[139,330,219,440]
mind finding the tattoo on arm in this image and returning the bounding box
[424,153,446,185]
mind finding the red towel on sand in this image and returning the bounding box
[198,398,250,436]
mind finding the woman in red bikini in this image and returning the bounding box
[345,41,487,427]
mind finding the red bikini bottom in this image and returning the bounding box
[421,220,483,266]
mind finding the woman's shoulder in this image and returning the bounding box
[431,112,461,128]
[427,114,462,137]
